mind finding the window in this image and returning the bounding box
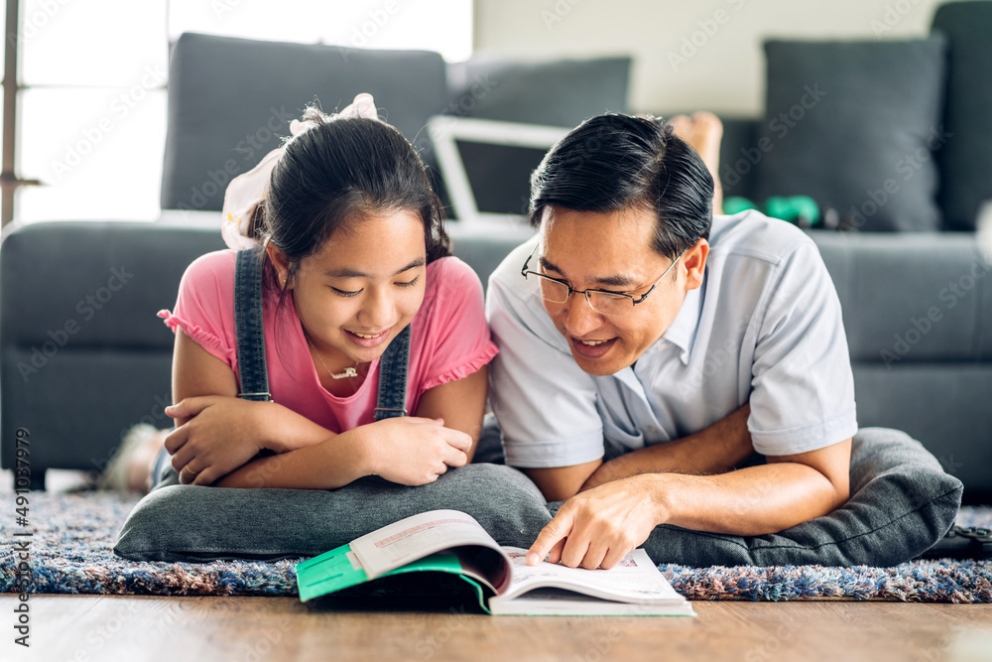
[5,0,472,227]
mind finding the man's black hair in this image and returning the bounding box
[529,113,713,258]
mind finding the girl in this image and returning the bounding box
[105,93,497,492]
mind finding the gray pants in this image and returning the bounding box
[116,427,960,567]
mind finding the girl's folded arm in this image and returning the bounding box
[170,328,240,427]
[213,427,373,490]
[413,364,489,462]
[171,326,372,489]
[172,327,336,452]
[216,366,491,490]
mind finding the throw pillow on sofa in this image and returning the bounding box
[753,37,948,232]
[931,2,992,231]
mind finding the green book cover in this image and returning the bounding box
[293,510,693,617]
[296,543,490,612]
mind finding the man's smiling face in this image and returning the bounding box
[538,205,708,376]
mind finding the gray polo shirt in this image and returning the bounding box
[486,210,858,468]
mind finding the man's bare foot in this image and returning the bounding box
[668,112,724,215]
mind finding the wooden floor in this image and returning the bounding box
[1,596,991,661]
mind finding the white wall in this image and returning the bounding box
[474,0,946,116]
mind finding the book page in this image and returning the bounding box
[350,510,505,579]
[498,548,684,605]
[489,588,696,617]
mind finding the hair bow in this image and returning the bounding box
[220,93,380,250]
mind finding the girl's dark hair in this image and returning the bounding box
[250,104,451,302]
[528,113,712,258]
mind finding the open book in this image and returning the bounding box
[295,509,694,616]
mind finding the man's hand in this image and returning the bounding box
[526,474,665,570]
[164,396,270,486]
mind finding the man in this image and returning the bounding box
[486,112,856,571]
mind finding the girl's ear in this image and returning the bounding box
[265,243,293,289]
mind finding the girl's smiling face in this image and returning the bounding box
[266,208,428,372]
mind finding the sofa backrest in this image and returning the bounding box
[715,117,761,203]
[2,221,989,495]
[438,55,632,217]
[160,32,449,213]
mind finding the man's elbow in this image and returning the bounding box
[774,437,852,513]
[522,459,602,503]
[806,461,850,517]
[823,450,852,511]
[524,470,579,502]
[828,475,850,510]
[541,482,581,503]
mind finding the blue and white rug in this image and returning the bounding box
[1,487,989,602]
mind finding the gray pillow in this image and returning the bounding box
[161,32,448,212]
[931,2,992,231]
[113,463,552,562]
[445,55,631,128]
[628,427,963,567]
[753,37,947,232]
[114,427,961,567]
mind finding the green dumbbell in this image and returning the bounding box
[764,196,820,227]
[723,196,759,215]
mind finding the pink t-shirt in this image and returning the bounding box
[157,250,498,433]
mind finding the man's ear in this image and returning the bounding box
[682,238,709,292]
[265,243,292,289]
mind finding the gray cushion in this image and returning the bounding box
[114,427,960,567]
[632,427,962,567]
[807,229,992,495]
[931,2,992,231]
[445,55,631,127]
[754,37,947,232]
[161,32,448,212]
[114,463,552,563]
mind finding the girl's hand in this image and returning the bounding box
[163,396,269,486]
[361,417,472,486]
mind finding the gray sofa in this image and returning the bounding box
[4,221,988,497]
[2,11,991,501]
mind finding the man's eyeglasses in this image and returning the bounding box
[521,245,686,317]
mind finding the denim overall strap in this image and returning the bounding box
[234,246,272,402]
[233,245,409,416]
[374,324,411,421]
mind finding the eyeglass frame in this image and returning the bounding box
[520,244,687,314]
